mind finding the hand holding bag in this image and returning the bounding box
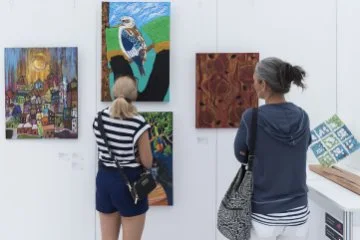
[217,108,258,240]
[97,111,156,204]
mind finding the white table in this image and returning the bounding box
[308,170,360,240]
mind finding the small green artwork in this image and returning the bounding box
[141,112,173,206]
[310,114,360,166]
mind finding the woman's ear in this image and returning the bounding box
[262,80,269,91]
[257,79,265,87]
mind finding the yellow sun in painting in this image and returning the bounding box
[31,54,48,72]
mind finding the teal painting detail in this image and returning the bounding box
[310,115,360,166]
[102,2,170,102]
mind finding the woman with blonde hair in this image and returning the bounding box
[93,75,153,240]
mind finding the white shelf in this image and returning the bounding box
[308,170,360,212]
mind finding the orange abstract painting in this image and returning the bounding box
[196,53,259,128]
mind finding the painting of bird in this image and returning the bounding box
[118,16,147,76]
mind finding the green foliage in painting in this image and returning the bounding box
[105,28,120,52]
[142,112,173,155]
[141,16,170,43]
[164,145,172,156]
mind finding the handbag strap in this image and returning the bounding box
[97,111,133,188]
[247,108,258,171]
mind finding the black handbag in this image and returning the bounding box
[217,108,258,240]
[97,111,156,205]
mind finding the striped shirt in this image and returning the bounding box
[252,205,310,226]
[93,108,150,168]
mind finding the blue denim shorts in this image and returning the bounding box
[96,164,149,217]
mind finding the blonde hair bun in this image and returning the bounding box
[110,76,138,119]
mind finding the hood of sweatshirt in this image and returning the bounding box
[258,103,309,146]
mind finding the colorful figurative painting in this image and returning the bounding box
[5,48,78,139]
[196,53,259,128]
[310,115,360,167]
[142,112,173,206]
[102,2,170,102]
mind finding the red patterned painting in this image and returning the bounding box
[196,53,259,128]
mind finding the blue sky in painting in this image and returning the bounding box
[48,48,78,83]
[5,49,24,88]
[109,2,170,28]
[5,48,77,90]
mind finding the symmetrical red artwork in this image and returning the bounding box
[196,53,259,128]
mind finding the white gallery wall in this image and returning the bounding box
[337,2,360,238]
[337,0,360,173]
[0,0,97,240]
[0,0,358,240]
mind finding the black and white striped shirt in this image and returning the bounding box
[93,108,150,168]
[252,205,310,226]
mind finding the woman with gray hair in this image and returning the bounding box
[234,57,312,240]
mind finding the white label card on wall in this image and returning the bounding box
[197,137,209,144]
[59,153,71,162]
[71,153,84,171]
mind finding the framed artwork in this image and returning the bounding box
[102,2,170,102]
[5,48,78,139]
[310,115,360,166]
[142,112,173,206]
[196,53,259,128]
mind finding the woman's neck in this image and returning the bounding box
[265,94,286,105]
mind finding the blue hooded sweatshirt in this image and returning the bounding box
[234,102,311,214]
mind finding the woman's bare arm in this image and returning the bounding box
[137,130,153,169]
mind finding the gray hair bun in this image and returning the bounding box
[255,57,306,94]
